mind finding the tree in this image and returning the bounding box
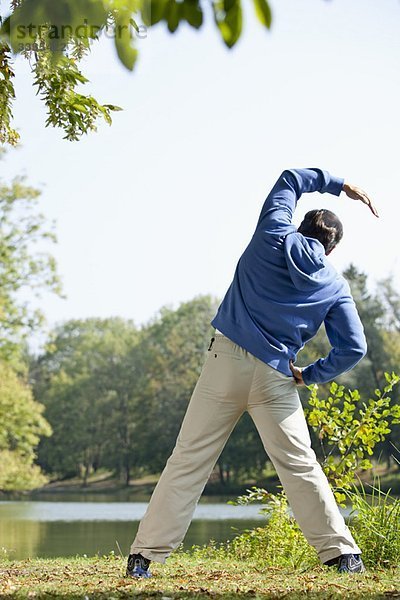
[0,0,272,143]
[379,275,400,333]
[0,157,60,491]
[132,296,218,473]
[377,275,400,468]
[343,264,390,392]
[0,360,51,491]
[310,266,400,470]
[33,317,139,484]
[34,296,219,484]
[0,158,61,364]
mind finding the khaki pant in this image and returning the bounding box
[130,333,361,564]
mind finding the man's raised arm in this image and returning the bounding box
[256,168,344,233]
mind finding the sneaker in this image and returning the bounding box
[324,553,365,574]
[126,553,152,578]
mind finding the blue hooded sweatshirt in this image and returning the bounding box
[211,168,367,385]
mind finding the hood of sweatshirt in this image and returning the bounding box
[283,232,337,291]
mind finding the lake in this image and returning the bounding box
[0,494,266,559]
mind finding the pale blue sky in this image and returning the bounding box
[2,0,400,334]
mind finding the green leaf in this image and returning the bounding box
[252,0,272,28]
[114,17,138,70]
[183,0,203,29]
[72,103,88,113]
[166,0,182,33]
[141,0,169,26]
[384,371,392,383]
[334,491,346,505]
[213,0,242,48]
[103,104,123,111]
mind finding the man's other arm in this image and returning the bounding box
[300,292,367,385]
[256,168,344,234]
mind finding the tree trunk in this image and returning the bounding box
[82,462,90,487]
[218,462,225,485]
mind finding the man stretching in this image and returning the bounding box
[126,168,378,577]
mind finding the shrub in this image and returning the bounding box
[305,373,400,505]
[228,489,317,568]
[215,374,400,569]
[346,481,400,568]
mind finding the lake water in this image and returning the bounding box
[0,496,265,559]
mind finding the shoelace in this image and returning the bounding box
[338,555,362,571]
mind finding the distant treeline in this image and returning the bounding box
[1,268,400,492]
[29,266,400,488]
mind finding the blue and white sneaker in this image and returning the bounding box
[126,553,152,578]
[325,553,365,574]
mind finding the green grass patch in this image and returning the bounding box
[0,554,399,599]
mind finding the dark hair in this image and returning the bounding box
[297,209,343,254]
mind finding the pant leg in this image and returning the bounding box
[130,335,253,563]
[247,360,361,564]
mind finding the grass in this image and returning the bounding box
[0,553,399,599]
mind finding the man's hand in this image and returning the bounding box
[289,360,304,386]
[342,183,379,218]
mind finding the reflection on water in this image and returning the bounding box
[0,498,265,559]
[0,519,42,560]
[0,518,261,560]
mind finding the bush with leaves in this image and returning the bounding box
[225,488,317,568]
[305,373,400,505]
[210,373,400,569]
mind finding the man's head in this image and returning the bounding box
[297,209,343,255]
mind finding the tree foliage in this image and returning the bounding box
[0,161,60,492]
[34,317,139,483]
[0,162,61,363]
[33,297,219,484]
[0,44,19,146]
[343,265,389,389]
[0,360,51,490]
[131,297,218,472]
[0,0,273,142]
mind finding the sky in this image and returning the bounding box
[1,0,400,336]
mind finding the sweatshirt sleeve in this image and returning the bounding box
[301,290,367,385]
[256,168,344,234]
